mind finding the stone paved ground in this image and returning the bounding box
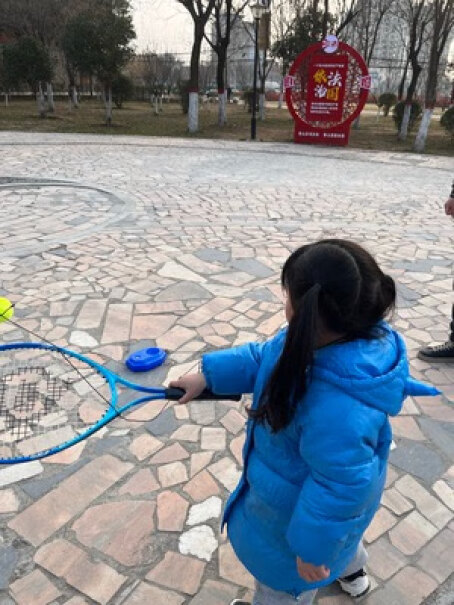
[0,133,453,605]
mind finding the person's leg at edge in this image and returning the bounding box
[337,541,370,597]
[418,283,454,362]
[233,543,368,605]
[340,541,368,577]
[252,580,317,605]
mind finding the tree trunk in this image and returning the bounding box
[154,96,159,115]
[188,26,203,133]
[399,104,412,141]
[413,107,433,152]
[278,63,285,110]
[322,0,330,38]
[67,67,79,111]
[217,46,227,127]
[399,60,422,140]
[218,90,227,126]
[37,82,46,118]
[46,82,54,112]
[311,0,320,41]
[105,85,113,126]
[4,93,8,107]
[188,92,199,132]
[68,84,78,111]
[413,3,447,155]
[397,59,410,101]
[259,92,265,120]
[259,48,267,122]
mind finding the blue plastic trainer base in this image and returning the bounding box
[125,347,167,372]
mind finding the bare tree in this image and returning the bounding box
[141,52,182,93]
[199,60,217,92]
[204,0,249,126]
[139,51,183,112]
[306,0,360,37]
[334,0,362,37]
[394,0,432,140]
[177,0,217,132]
[349,0,396,66]
[414,0,454,151]
[257,11,272,120]
[346,0,396,127]
[271,0,359,108]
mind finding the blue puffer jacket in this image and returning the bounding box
[202,323,439,597]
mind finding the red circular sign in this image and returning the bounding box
[285,39,370,145]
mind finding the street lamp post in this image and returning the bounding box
[250,2,270,140]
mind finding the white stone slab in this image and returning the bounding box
[178,524,218,561]
[0,460,44,487]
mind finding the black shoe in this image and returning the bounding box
[230,601,251,605]
[418,341,454,363]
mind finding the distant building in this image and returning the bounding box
[368,10,407,94]
[209,13,254,90]
[209,13,281,92]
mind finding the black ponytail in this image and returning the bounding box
[251,283,321,431]
[249,240,396,433]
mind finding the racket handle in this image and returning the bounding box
[164,387,242,402]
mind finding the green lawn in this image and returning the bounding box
[0,98,452,156]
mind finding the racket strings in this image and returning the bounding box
[0,303,199,437]
[0,354,113,459]
[0,370,44,440]
[1,304,116,413]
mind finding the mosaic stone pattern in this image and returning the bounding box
[0,133,452,604]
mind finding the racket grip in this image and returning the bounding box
[165,387,241,402]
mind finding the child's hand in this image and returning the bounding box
[169,372,207,404]
[296,557,330,582]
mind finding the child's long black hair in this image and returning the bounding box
[249,239,396,432]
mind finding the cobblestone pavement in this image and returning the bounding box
[0,133,453,605]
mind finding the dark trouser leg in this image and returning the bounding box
[417,280,454,361]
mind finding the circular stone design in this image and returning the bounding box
[0,179,134,258]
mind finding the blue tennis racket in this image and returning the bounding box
[0,342,241,464]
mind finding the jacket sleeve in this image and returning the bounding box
[285,391,387,568]
[201,341,267,395]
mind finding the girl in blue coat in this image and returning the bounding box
[171,239,438,605]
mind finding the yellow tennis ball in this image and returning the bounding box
[0,297,14,323]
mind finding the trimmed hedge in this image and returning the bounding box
[378,92,397,117]
[440,105,454,136]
